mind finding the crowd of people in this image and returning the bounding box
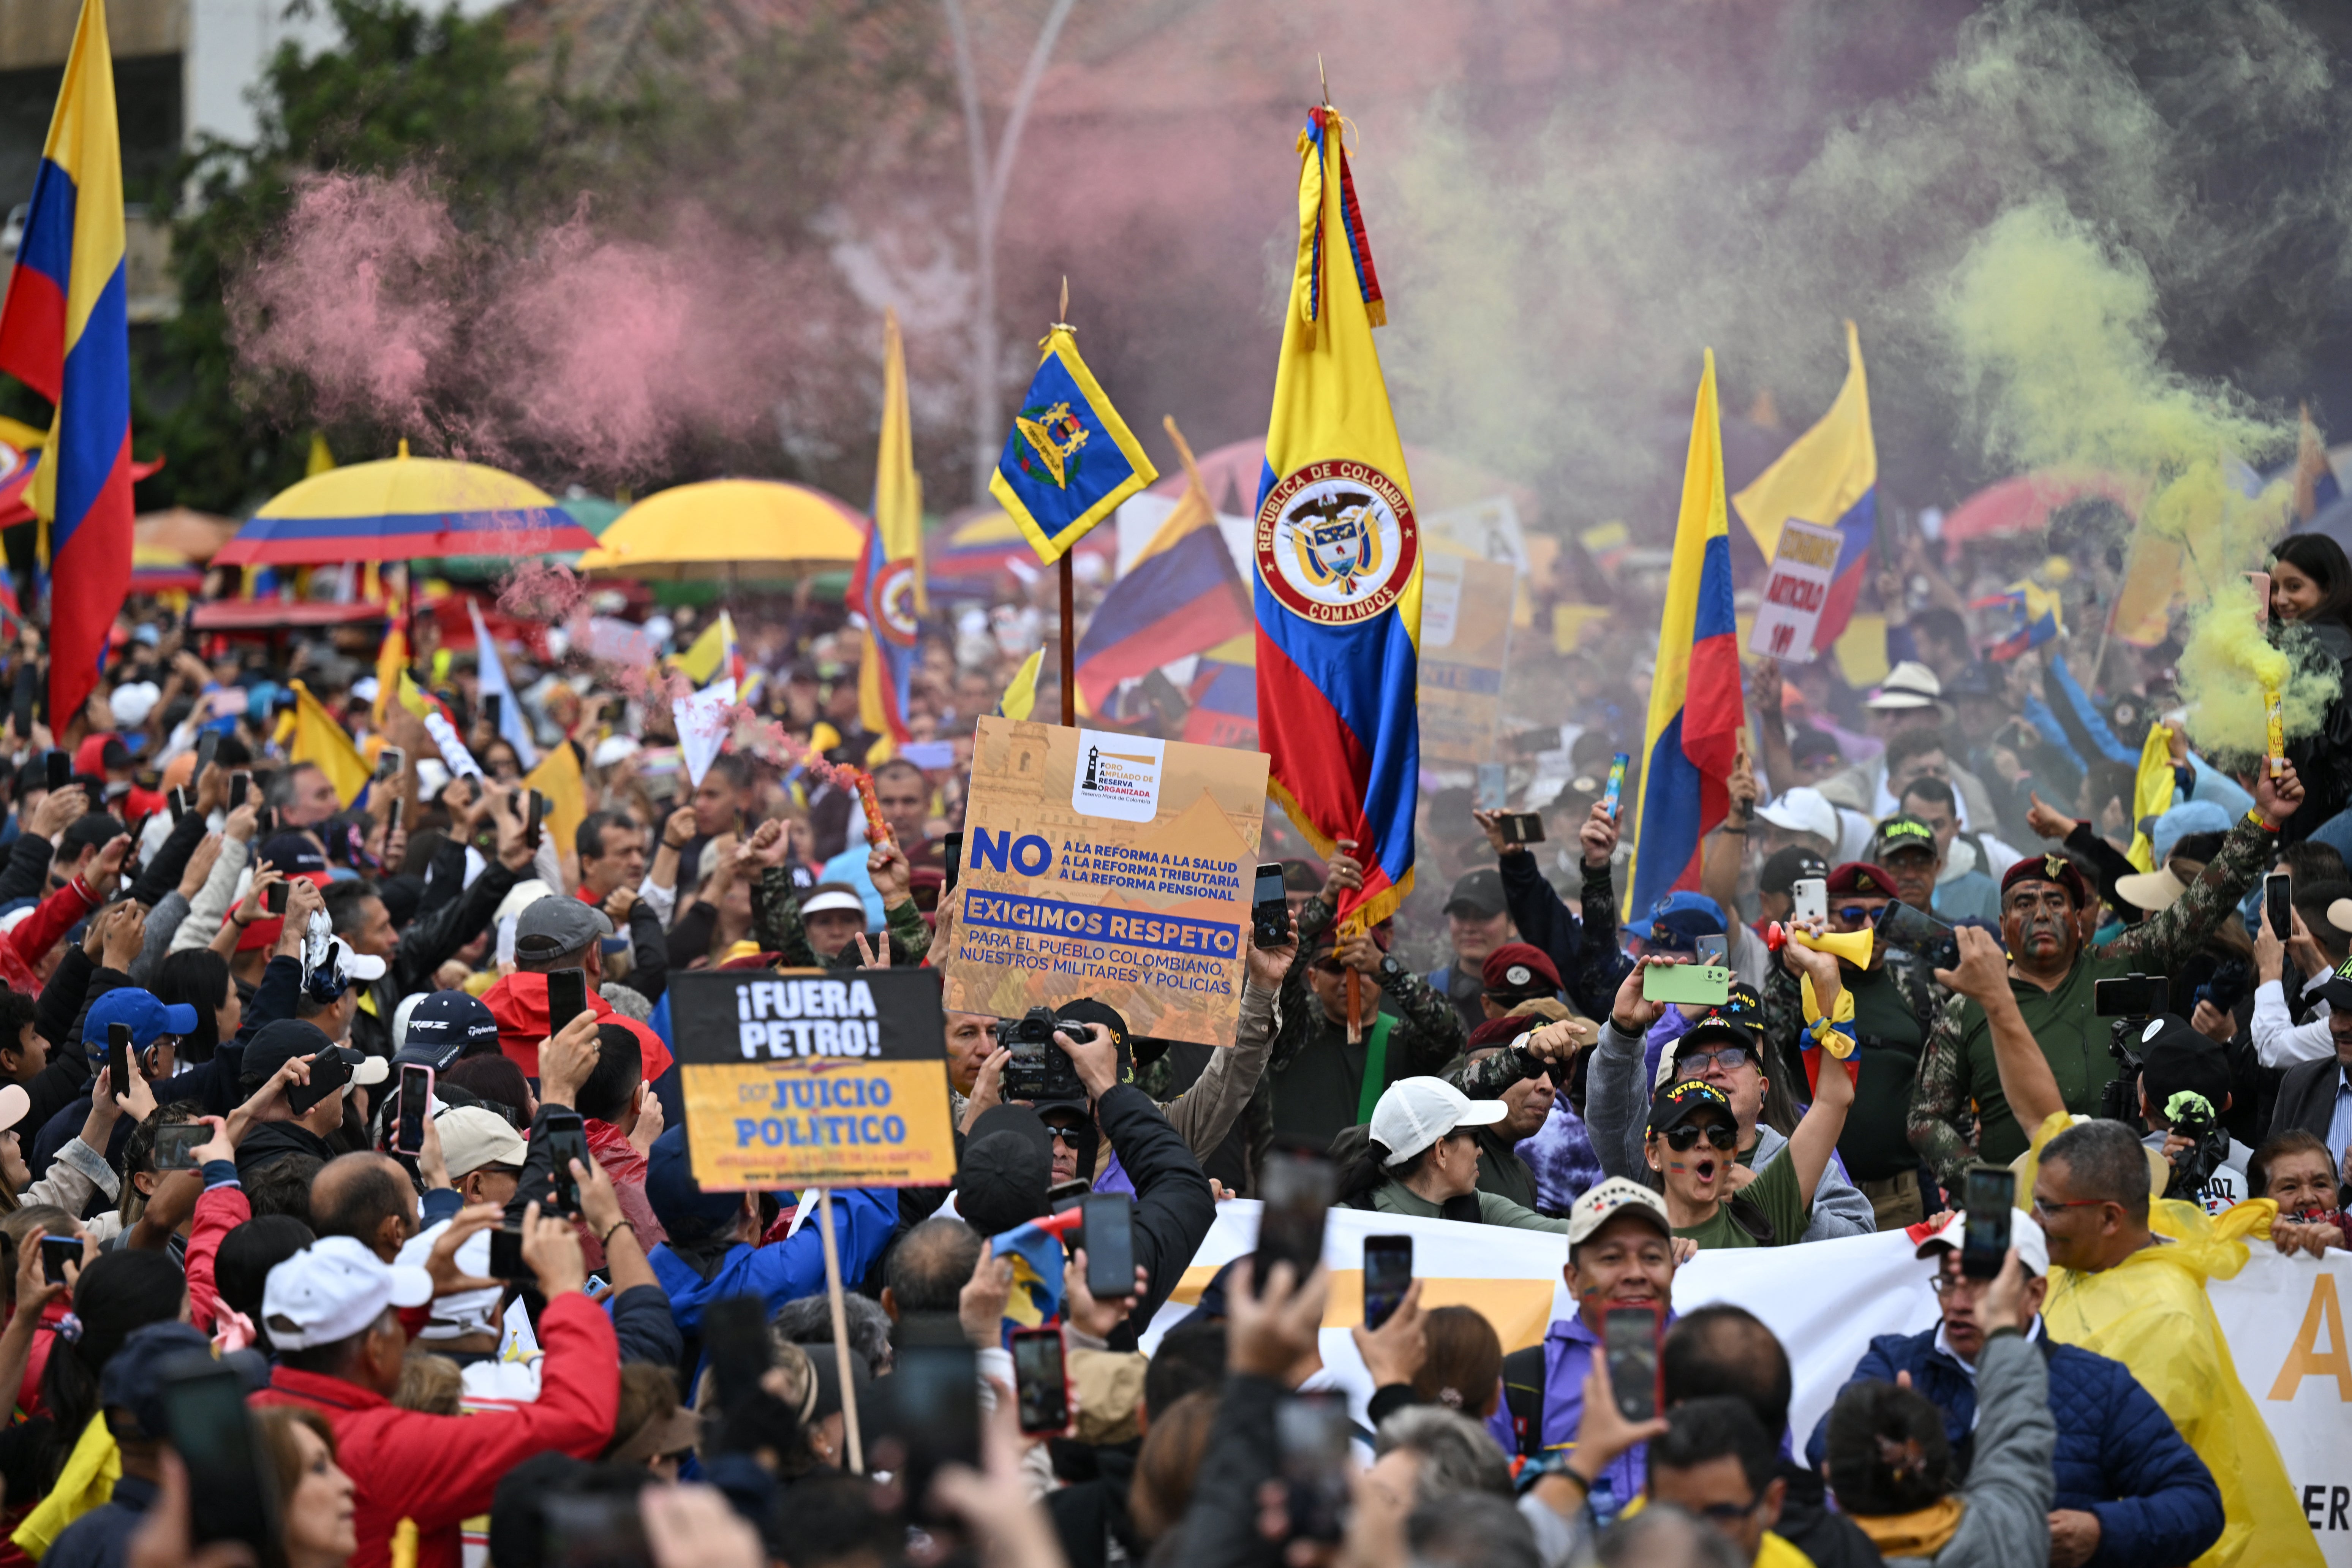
[0,513,2335,1568]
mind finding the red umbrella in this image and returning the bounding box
[1940,471,2142,541]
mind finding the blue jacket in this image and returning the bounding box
[647,1187,899,1335]
[1806,1323,2223,1568]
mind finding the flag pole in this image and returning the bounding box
[817,1189,865,1474]
[1055,275,1078,728]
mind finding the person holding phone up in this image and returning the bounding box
[1910,759,2304,1198]
[1472,798,1631,1023]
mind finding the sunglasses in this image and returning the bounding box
[1043,1125,1085,1147]
[1834,904,1889,926]
[1662,1123,1738,1152]
[1675,1045,1753,1076]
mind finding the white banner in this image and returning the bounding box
[1748,517,1842,663]
[1146,1204,2350,1565]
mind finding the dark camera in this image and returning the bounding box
[997,1006,1086,1103]
[2093,973,2169,1019]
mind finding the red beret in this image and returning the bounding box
[1465,1017,1526,1052]
[1481,941,1562,996]
[2000,852,2091,907]
[1824,863,1898,899]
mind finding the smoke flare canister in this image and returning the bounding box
[2265,686,2286,777]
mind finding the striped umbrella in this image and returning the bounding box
[214,441,594,566]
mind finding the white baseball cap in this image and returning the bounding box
[1369,1077,1508,1166]
[1915,1209,2049,1277]
[1565,1175,1673,1248]
[1754,787,1839,845]
[435,1106,527,1178]
[261,1235,433,1350]
[395,1221,501,1343]
[801,890,867,919]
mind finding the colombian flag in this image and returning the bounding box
[1731,321,1876,658]
[0,0,133,730]
[1980,580,2063,661]
[1073,419,1250,715]
[851,311,923,753]
[1255,104,1421,928]
[1183,634,1258,751]
[1627,352,1740,919]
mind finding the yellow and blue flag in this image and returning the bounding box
[988,323,1157,565]
[852,311,923,751]
[1979,580,2063,660]
[0,0,133,730]
[1255,104,1421,928]
[1731,321,1877,654]
[993,649,1044,722]
[1627,352,1742,919]
[1072,418,1250,715]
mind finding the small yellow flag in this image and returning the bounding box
[524,740,588,861]
[291,680,371,809]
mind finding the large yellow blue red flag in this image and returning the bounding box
[1730,321,1877,655]
[989,321,1156,565]
[1627,351,1741,920]
[852,310,922,751]
[1255,104,1421,928]
[0,0,133,730]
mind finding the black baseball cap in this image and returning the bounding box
[1759,845,1828,897]
[2135,1015,2232,1111]
[2314,955,2352,1012]
[1444,868,1507,920]
[395,989,500,1069]
[1673,983,1763,1055]
[1871,814,1939,863]
[1647,1078,1734,1136]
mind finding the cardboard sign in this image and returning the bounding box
[669,967,957,1190]
[1418,553,1516,766]
[941,716,1269,1044]
[1748,518,1842,663]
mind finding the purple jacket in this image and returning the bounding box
[1488,1306,1677,1512]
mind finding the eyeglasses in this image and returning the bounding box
[2029,1195,2107,1219]
[1687,1498,1764,1522]
[1043,1125,1084,1147]
[1927,1274,1982,1297]
[1675,1046,1753,1076]
[1662,1123,1738,1152]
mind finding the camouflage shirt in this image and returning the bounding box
[1907,814,2273,1190]
[749,864,931,970]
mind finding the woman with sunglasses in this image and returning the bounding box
[1643,935,1854,1247]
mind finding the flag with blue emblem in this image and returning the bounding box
[988,324,1157,564]
[1980,580,2063,661]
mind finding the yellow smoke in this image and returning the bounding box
[2173,577,2336,759]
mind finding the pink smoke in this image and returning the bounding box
[496,560,590,624]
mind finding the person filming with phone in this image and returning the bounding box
[1911,762,2303,1201]
[1473,796,1630,1022]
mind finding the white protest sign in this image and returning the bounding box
[673,676,737,788]
[1748,517,1843,663]
[1146,1206,2350,1564]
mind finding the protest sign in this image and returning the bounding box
[1146,1207,2351,1565]
[1747,517,1843,662]
[1418,553,1516,767]
[668,967,956,1190]
[940,715,1269,1045]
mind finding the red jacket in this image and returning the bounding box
[251,1292,619,1568]
[184,1181,252,1334]
[483,971,673,1082]
[0,876,96,994]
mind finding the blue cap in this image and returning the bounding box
[643,1125,746,1242]
[82,989,201,1057]
[1642,891,1726,947]
[100,1321,212,1441]
[2148,800,2232,865]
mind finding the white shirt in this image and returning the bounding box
[2251,979,2335,1069]
[2142,1130,2254,1216]
[1935,1314,2043,1418]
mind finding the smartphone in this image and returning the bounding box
[227,772,249,811]
[1603,1305,1663,1423]
[1510,726,1560,756]
[253,805,275,836]
[541,1493,650,1568]
[1877,901,1954,950]
[154,1122,208,1172]
[262,880,288,917]
[160,1354,278,1559]
[45,751,68,792]
[1254,1148,1334,1290]
[387,795,404,836]
[1961,1167,2016,1280]
[539,1108,588,1217]
[545,967,589,1037]
[942,830,963,895]
[525,789,544,850]
[1010,1326,1071,1436]
[1251,862,1291,950]
[106,1022,131,1106]
[484,692,504,733]
[1641,963,1732,1007]
[373,745,405,784]
[487,1223,529,1284]
[1603,753,1630,819]
[2092,972,2170,1018]
[1475,763,1508,812]
[39,1235,80,1285]
[195,729,220,778]
[2267,872,2292,943]
[1276,1393,1351,1543]
[10,672,32,744]
[1081,1193,1135,1300]
[1791,875,1827,925]
[875,1342,981,1524]
[284,1048,350,1116]
[396,1064,432,1156]
[2249,570,2272,624]
[1694,933,1727,967]
[167,786,188,823]
[1498,811,1546,844]
[702,1295,771,1417]
[1362,1234,1412,1331]
[495,916,518,969]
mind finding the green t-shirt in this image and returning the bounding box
[1960,955,2130,1168]
[1841,968,1928,1182]
[1671,1144,1808,1249]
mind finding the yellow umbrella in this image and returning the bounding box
[576,479,869,581]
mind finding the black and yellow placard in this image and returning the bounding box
[669,968,957,1190]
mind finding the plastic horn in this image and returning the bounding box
[1762,922,1876,968]
[2265,685,2286,778]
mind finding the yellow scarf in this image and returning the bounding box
[1849,1497,1966,1557]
